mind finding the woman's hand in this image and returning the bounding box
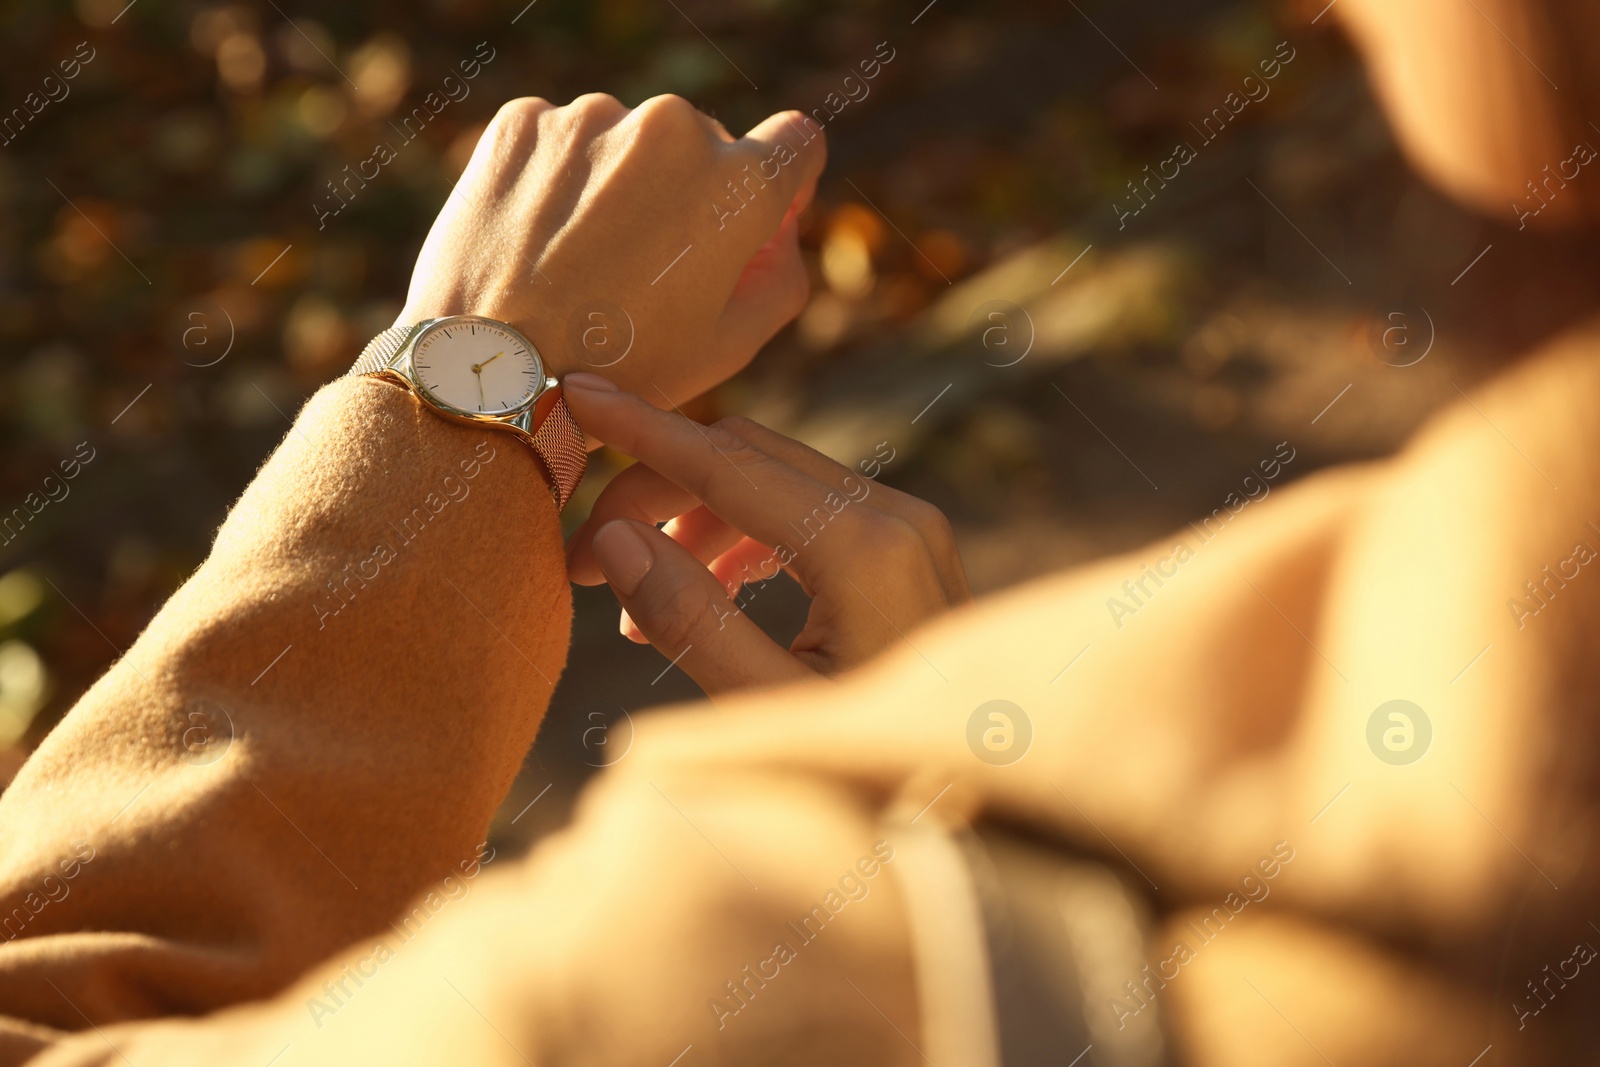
[397,94,824,406]
[563,374,971,694]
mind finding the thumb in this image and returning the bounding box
[590,519,812,696]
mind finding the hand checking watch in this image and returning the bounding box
[347,315,587,509]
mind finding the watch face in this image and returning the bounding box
[410,317,544,416]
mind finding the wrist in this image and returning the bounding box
[365,311,588,504]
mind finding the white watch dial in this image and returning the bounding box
[411,318,543,415]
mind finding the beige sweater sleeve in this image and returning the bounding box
[0,378,571,1061]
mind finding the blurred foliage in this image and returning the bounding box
[5,0,1600,817]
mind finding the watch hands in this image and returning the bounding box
[468,353,503,411]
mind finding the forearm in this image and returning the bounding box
[0,378,570,1032]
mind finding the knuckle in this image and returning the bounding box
[636,570,718,652]
[568,91,626,122]
[902,498,955,549]
[632,93,703,137]
[701,420,756,457]
[853,513,929,566]
[692,425,767,499]
[489,96,550,137]
[711,414,761,441]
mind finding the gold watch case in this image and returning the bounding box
[377,315,559,438]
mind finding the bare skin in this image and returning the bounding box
[396,93,825,405]
[563,376,971,693]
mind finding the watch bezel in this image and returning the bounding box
[402,315,550,422]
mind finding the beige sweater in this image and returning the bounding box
[1,313,1599,1065]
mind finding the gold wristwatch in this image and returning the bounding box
[347,315,587,509]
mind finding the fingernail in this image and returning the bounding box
[619,608,649,643]
[591,520,654,597]
[564,372,618,393]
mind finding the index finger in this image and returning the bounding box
[563,375,872,587]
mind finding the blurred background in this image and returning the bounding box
[2,0,1598,854]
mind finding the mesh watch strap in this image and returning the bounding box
[525,386,588,511]
[346,324,588,510]
[349,324,416,377]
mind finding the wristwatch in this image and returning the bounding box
[346,315,587,509]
